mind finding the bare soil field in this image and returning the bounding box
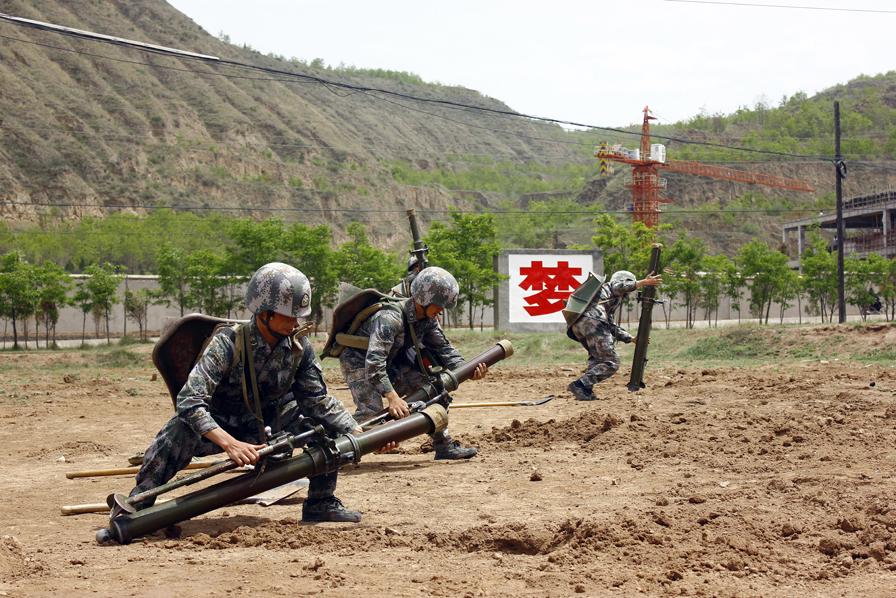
[1,325,895,597]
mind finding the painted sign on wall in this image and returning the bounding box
[507,253,595,324]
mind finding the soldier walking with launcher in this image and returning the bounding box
[564,269,662,401]
[130,262,364,523]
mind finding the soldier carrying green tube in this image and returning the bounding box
[563,258,663,401]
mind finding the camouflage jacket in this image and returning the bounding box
[577,278,637,343]
[176,320,356,437]
[340,298,464,396]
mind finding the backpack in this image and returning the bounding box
[562,272,606,340]
[151,313,247,409]
[320,289,405,359]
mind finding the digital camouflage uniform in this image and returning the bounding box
[339,298,464,445]
[132,321,357,507]
[570,274,637,391]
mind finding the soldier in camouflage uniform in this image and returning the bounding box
[390,255,423,297]
[340,266,487,459]
[130,262,364,523]
[567,270,662,401]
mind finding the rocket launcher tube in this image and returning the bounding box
[359,339,514,430]
[406,208,429,271]
[98,405,448,545]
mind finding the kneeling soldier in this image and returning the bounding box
[131,262,363,522]
[565,269,662,401]
[340,266,487,459]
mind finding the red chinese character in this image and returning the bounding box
[519,260,582,316]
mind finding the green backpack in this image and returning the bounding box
[320,289,404,359]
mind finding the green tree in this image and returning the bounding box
[496,197,590,249]
[699,253,732,327]
[35,262,71,348]
[773,268,801,324]
[124,289,153,341]
[283,223,338,333]
[865,253,896,321]
[84,263,122,345]
[721,258,746,323]
[184,251,235,317]
[800,232,838,322]
[425,212,504,329]
[590,215,657,277]
[844,256,878,321]
[664,236,706,329]
[224,218,287,276]
[72,282,93,346]
[334,223,401,291]
[737,241,790,324]
[0,252,39,349]
[155,245,190,316]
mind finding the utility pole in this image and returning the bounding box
[834,102,846,324]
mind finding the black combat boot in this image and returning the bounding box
[301,496,362,523]
[433,431,478,460]
[567,380,597,401]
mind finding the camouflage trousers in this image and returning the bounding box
[131,403,338,508]
[339,357,454,446]
[574,319,621,389]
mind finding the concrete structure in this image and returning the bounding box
[783,189,896,268]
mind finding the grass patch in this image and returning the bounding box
[679,326,779,361]
[856,347,896,363]
[95,347,143,368]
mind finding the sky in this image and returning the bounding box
[166,0,896,128]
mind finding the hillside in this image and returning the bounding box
[1,1,896,254]
[0,0,585,242]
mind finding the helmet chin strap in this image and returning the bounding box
[259,311,288,341]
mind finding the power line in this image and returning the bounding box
[0,14,833,161]
[0,199,833,215]
[665,0,896,14]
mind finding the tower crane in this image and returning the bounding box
[596,106,815,227]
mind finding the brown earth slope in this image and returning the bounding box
[0,0,579,236]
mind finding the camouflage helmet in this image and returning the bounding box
[410,266,459,309]
[245,262,312,318]
[610,270,637,287]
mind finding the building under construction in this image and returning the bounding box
[782,189,896,266]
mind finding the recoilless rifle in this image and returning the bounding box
[96,339,514,545]
[627,244,662,392]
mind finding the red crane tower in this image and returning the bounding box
[596,106,815,228]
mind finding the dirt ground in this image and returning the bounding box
[1,329,895,597]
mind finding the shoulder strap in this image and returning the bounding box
[328,301,404,356]
[404,303,436,378]
[236,324,266,442]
